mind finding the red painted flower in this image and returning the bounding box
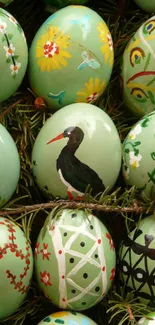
[106,233,115,250]
[110,268,115,281]
[40,271,52,286]
[35,242,40,258]
[41,243,51,260]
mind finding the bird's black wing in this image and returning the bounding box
[60,155,105,195]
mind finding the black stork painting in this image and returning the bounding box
[47,126,105,200]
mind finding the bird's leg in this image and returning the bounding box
[67,190,74,200]
[77,195,84,201]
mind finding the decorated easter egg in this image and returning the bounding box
[0,8,28,102]
[119,214,155,308]
[28,5,114,110]
[44,0,88,9]
[0,0,13,7]
[0,217,33,319]
[35,208,116,310]
[38,311,98,325]
[32,103,122,200]
[121,16,155,117]
[0,123,20,207]
[122,111,155,200]
[138,312,155,325]
[134,0,155,13]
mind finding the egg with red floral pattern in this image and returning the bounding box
[0,217,33,319]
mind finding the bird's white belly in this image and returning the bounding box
[58,169,84,196]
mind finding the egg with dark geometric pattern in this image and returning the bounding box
[119,214,155,308]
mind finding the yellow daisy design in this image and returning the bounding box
[97,22,114,67]
[36,26,72,71]
[76,77,106,103]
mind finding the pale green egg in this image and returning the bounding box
[0,217,33,319]
[0,123,20,207]
[122,111,155,200]
[134,0,155,13]
[121,16,155,117]
[35,209,116,311]
[0,8,28,102]
[32,103,122,200]
[119,214,155,308]
[37,311,98,325]
[28,5,114,110]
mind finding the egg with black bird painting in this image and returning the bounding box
[119,214,155,308]
[31,103,122,200]
[121,16,155,117]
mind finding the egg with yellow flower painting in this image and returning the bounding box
[28,5,114,110]
[121,16,155,118]
[37,311,98,325]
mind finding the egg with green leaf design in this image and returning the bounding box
[121,16,155,117]
[122,111,155,200]
[37,311,98,325]
[0,8,28,102]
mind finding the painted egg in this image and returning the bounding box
[28,5,114,110]
[0,0,13,7]
[32,103,122,200]
[0,217,33,319]
[37,311,98,325]
[122,111,155,200]
[121,16,155,118]
[119,214,155,308]
[138,312,155,325]
[35,209,116,310]
[0,8,28,103]
[134,0,155,13]
[44,0,88,9]
[0,123,20,207]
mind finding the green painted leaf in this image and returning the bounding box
[133,141,141,146]
[14,55,19,60]
[55,319,64,324]
[125,148,129,154]
[43,316,51,323]
[151,152,155,161]
[6,58,11,63]
[134,148,139,156]
[2,35,5,42]
[8,34,13,40]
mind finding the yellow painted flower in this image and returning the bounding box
[51,312,69,318]
[76,77,106,103]
[97,22,114,67]
[36,26,72,71]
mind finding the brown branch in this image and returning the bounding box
[0,200,152,216]
[0,99,23,120]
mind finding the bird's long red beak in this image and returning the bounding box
[47,133,64,145]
